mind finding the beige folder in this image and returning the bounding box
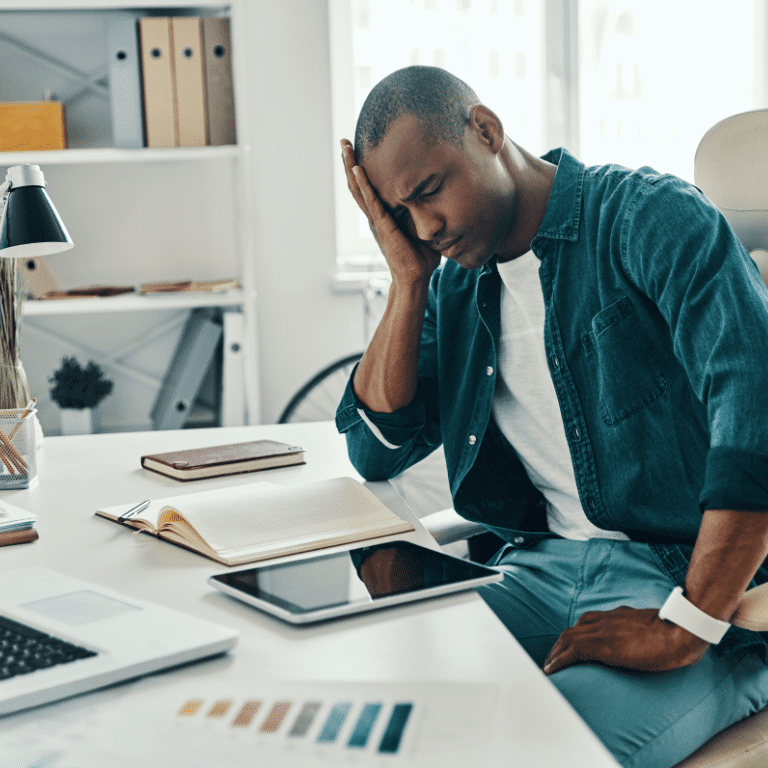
[202,17,236,146]
[171,17,207,147]
[138,17,178,148]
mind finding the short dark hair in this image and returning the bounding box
[354,66,480,162]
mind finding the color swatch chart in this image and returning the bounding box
[44,681,499,768]
[175,694,415,755]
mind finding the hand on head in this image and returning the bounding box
[341,138,442,285]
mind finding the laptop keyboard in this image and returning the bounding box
[0,614,97,681]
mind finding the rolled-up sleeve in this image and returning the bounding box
[336,271,444,482]
[335,368,434,481]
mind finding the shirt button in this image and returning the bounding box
[468,435,477,445]
[573,427,580,440]
[551,355,560,369]
[486,366,494,376]
[514,536,525,545]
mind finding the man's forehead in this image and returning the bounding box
[362,115,445,200]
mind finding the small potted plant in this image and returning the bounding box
[49,356,113,435]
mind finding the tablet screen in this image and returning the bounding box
[211,541,500,615]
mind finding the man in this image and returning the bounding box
[335,65,768,767]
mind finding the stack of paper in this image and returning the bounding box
[0,501,38,547]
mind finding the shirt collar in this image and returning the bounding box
[480,147,585,276]
[533,147,585,244]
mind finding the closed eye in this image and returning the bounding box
[421,183,442,199]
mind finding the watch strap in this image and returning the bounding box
[658,586,730,644]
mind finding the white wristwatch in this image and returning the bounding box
[658,586,731,644]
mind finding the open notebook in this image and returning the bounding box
[95,477,415,566]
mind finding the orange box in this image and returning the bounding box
[0,102,67,152]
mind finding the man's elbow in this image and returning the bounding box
[345,432,408,482]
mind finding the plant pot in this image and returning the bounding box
[58,407,93,436]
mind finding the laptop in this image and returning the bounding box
[0,566,238,717]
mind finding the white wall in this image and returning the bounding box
[242,0,364,424]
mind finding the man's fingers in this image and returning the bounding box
[340,141,370,219]
[544,648,578,675]
[543,632,572,671]
[352,166,391,228]
[573,610,606,625]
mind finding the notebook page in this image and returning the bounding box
[159,477,405,553]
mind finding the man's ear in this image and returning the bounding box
[468,105,505,154]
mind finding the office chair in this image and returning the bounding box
[420,108,768,767]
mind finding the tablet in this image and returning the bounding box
[208,540,503,624]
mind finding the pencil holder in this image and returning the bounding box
[0,409,37,489]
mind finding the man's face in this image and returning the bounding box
[360,113,517,270]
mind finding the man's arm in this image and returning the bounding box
[543,509,768,675]
[543,179,768,675]
[340,140,440,413]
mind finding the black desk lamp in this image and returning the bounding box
[0,164,73,410]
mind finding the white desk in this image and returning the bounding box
[0,422,618,766]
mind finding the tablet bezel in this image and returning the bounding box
[208,540,503,624]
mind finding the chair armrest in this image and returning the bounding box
[420,508,487,545]
[732,583,768,632]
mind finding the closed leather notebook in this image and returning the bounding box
[141,440,305,481]
[0,527,38,547]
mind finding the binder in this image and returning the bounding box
[138,17,177,148]
[106,14,145,148]
[171,16,207,147]
[202,16,237,146]
[151,309,223,430]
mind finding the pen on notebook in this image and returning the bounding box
[117,500,151,524]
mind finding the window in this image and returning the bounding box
[330,0,768,277]
[577,0,766,180]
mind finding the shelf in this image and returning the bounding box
[0,2,230,10]
[0,145,245,168]
[22,288,248,316]
[2,0,260,428]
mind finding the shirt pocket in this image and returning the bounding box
[582,296,667,426]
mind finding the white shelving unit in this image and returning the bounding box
[0,0,260,432]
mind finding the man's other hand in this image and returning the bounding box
[543,606,709,675]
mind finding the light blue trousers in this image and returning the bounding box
[476,538,768,768]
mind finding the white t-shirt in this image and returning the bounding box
[492,251,628,541]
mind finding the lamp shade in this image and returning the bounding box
[0,165,73,259]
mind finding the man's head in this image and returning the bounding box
[352,66,556,269]
[354,66,480,165]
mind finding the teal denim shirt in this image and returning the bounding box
[336,148,768,659]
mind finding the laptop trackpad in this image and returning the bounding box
[21,590,142,626]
